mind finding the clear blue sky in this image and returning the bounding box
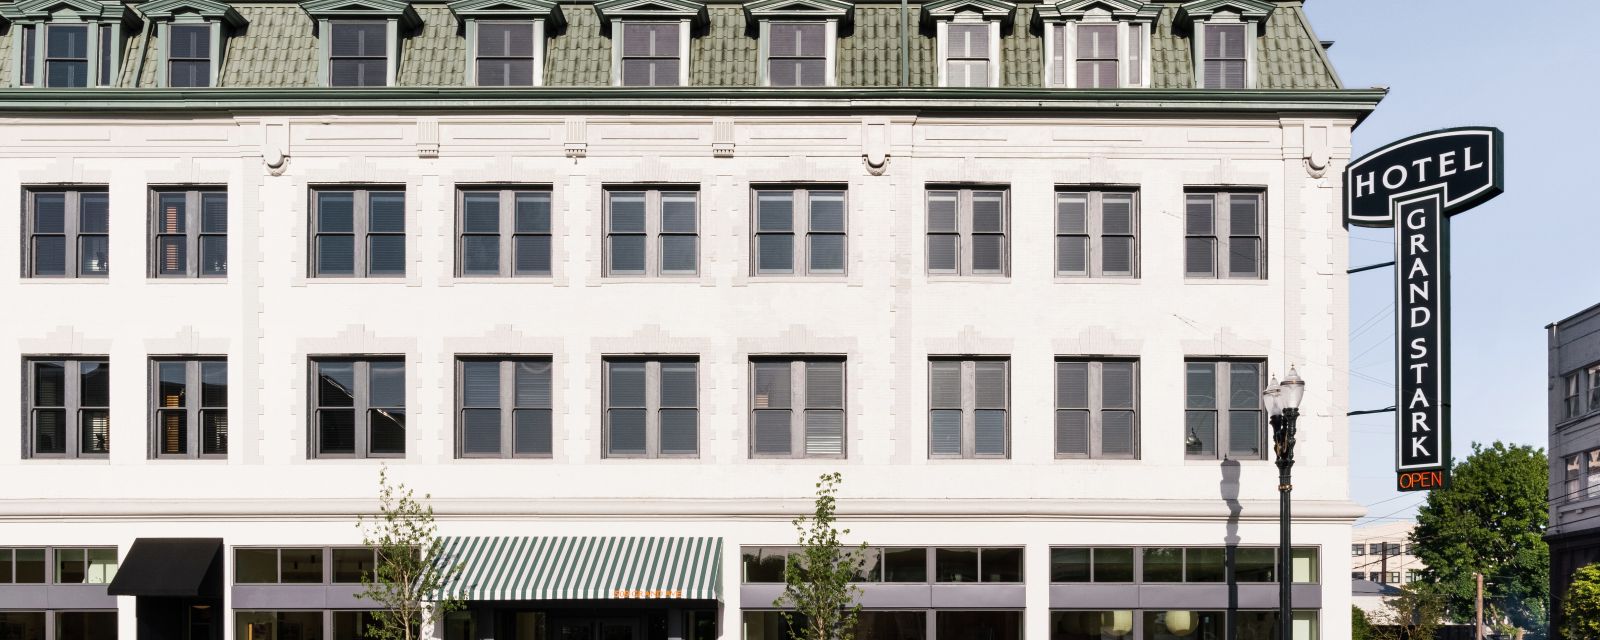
[1302,1,1600,525]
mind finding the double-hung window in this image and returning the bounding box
[457,357,553,458]
[44,24,91,87]
[1184,359,1265,460]
[1589,366,1600,414]
[25,188,108,278]
[1200,23,1248,89]
[152,189,227,277]
[1055,359,1138,459]
[1056,190,1137,277]
[928,358,1008,459]
[618,22,682,86]
[151,358,228,458]
[310,358,406,458]
[1184,191,1263,279]
[927,188,1007,276]
[1049,21,1147,88]
[766,22,826,86]
[1567,371,1585,418]
[604,358,698,458]
[166,24,212,87]
[458,188,552,277]
[604,188,698,277]
[475,21,538,86]
[328,21,388,86]
[1075,24,1116,87]
[753,188,846,275]
[311,188,406,277]
[750,358,845,458]
[25,358,110,459]
[942,22,991,87]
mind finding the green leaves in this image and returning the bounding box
[1562,563,1600,639]
[356,465,466,640]
[776,472,867,640]
[1411,441,1549,638]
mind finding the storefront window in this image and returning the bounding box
[1051,611,1134,640]
[236,549,280,583]
[982,548,1023,582]
[853,548,883,582]
[1141,548,1183,582]
[1184,548,1225,583]
[55,612,117,640]
[1291,548,1319,583]
[332,549,375,583]
[1051,548,1090,582]
[1235,548,1275,582]
[0,612,46,640]
[1095,549,1133,582]
[935,611,1022,640]
[687,611,717,640]
[280,549,323,583]
[15,549,46,583]
[333,612,379,640]
[1233,611,1319,640]
[236,611,325,640]
[741,547,794,583]
[935,548,979,582]
[55,549,83,583]
[1141,611,1222,640]
[857,612,925,640]
[883,548,926,582]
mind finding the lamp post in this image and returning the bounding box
[1265,366,1305,640]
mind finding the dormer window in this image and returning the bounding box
[138,0,247,88]
[596,0,704,87]
[302,0,422,88]
[1038,0,1156,88]
[745,0,850,87]
[1178,0,1273,89]
[450,0,563,87]
[922,0,1012,88]
[1,0,134,88]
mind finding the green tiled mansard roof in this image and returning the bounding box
[0,0,1342,90]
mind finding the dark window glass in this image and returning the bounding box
[56,548,85,583]
[15,549,45,583]
[935,548,979,583]
[935,611,1022,640]
[56,611,117,640]
[1141,547,1183,582]
[235,548,279,583]
[280,548,323,583]
[740,547,791,583]
[0,612,45,639]
[329,21,388,86]
[1141,611,1223,640]
[1050,611,1134,640]
[45,24,89,87]
[982,548,1023,582]
[1094,548,1134,582]
[333,548,375,583]
[883,548,927,583]
[1236,547,1275,582]
[1050,548,1089,582]
[334,611,381,640]
[1184,547,1225,583]
[857,612,925,640]
[168,24,212,87]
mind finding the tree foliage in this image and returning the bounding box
[1561,564,1600,640]
[1353,605,1373,640]
[1370,585,1448,640]
[357,465,465,640]
[777,472,868,640]
[1412,441,1549,638]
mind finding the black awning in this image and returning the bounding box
[107,538,224,598]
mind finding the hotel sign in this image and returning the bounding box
[1344,127,1504,492]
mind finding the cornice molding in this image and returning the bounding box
[593,0,707,27]
[1176,0,1275,22]
[139,0,249,27]
[300,0,422,28]
[0,0,131,22]
[743,0,852,26]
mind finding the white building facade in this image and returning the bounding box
[0,0,1379,638]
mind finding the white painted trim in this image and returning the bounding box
[1190,19,1203,88]
[823,17,837,87]
[317,18,331,85]
[209,21,224,87]
[1041,22,1054,86]
[986,20,999,87]
[677,18,689,86]
[155,22,168,87]
[756,19,770,86]
[464,18,479,85]
[1245,20,1257,89]
[532,18,545,86]
[384,17,398,86]
[934,20,948,87]
[86,23,101,87]
[1063,21,1075,88]
[610,20,624,85]
[1116,20,1128,88]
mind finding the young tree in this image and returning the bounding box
[776,472,869,640]
[1411,441,1550,639]
[357,465,464,640]
[1352,605,1373,640]
[1370,585,1448,640]
[1561,564,1600,640]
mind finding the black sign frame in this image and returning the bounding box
[1342,126,1504,492]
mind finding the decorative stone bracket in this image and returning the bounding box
[565,117,588,159]
[862,119,890,176]
[263,122,290,176]
[1303,124,1329,179]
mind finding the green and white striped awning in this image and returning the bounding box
[436,536,723,601]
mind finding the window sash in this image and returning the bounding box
[927,358,1009,459]
[1202,23,1248,89]
[328,21,388,87]
[475,20,538,86]
[456,188,552,277]
[25,189,108,278]
[752,188,847,276]
[310,358,406,459]
[150,189,227,278]
[603,189,699,277]
[26,358,110,459]
[1054,359,1139,459]
[925,188,1009,276]
[167,24,212,87]
[620,22,682,86]
[767,22,827,87]
[310,188,406,278]
[1184,359,1265,460]
[44,24,91,88]
[1055,190,1138,278]
[149,358,228,459]
[1184,191,1263,279]
[749,358,846,459]
[455,357,553,458]
[603,358,699,458]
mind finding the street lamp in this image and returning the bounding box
[1266,366,1305,640]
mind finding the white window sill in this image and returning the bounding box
[144,278,230,285]
[595,276,706,285]
[744,276,850,284]
[18,278,110,284]
[927,275,1011,284]
[449,276,556,285]
[1182,278,1271,286]
[1053,277,1143,285]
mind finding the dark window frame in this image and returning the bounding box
[1054,189,1139,278]
[748,357,847,459]
[455,187,553,277]
[927,357,1010,460]
[149,187,228,278]
[22,357,110,459]
[149,357,229,460]
[602,356,699,459]
[308,186,407,278]
[473,19,538,86]
[1184,190,1265,280]
[1183,358,1266,461]
[1054,358,1140,460]
[1201,22,1249,89]
[617,20,682,87]
[308,356,407,459]
[765,21,827,87]
[43,23,91,88]
[751,186,848,276]
[454,356,554,459]
[23,187,109,278]
[602,187,700,278]
[327,20,389,87]
[926,187,1009,276]
[166,23,213,88]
